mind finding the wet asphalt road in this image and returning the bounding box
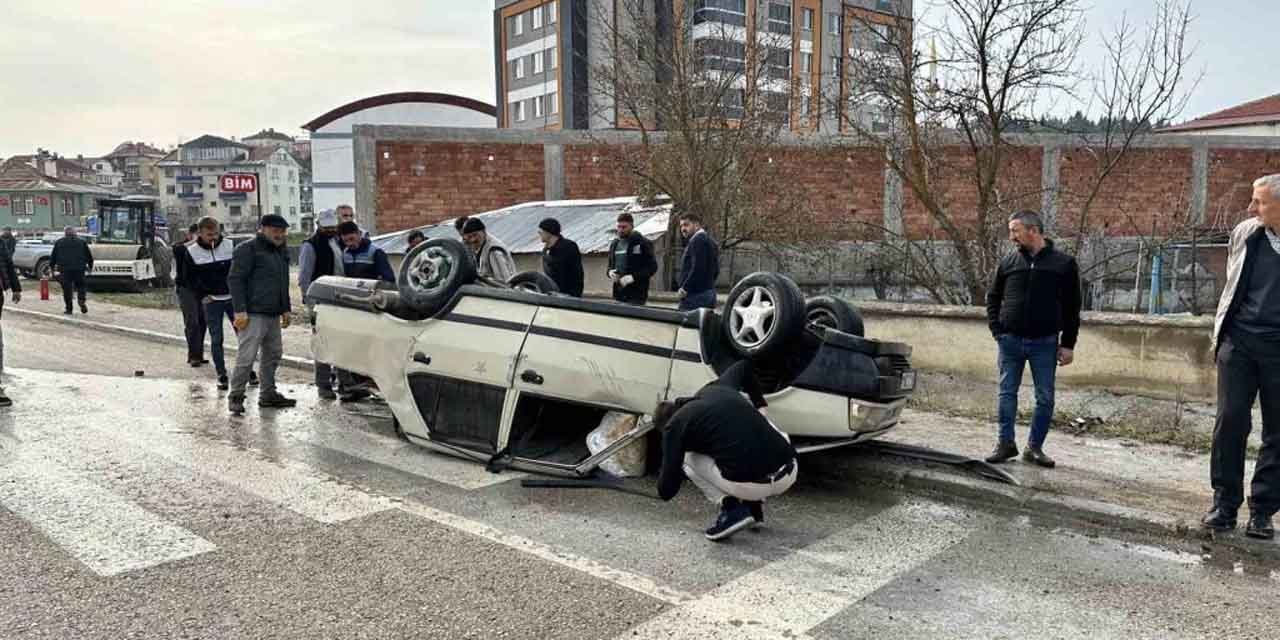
[2,315,1279,639]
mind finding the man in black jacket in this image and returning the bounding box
[538,218,584,297]
[0,227,15,259]
[50,226,93,315]
[607,213,656,305]
[0,238,21,407]
[652,361,798,541]
[984,210,1082,468]
[676,213,719,311]
[226,214,295,414]
[173,223,207,366]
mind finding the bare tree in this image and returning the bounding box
[587,0,814,284]
[832,0,1197,305]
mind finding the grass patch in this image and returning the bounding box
[94,288,178,310]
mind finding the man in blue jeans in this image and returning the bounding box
[185,216,253,391]
[984,211,1082,468]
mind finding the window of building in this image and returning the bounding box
[289,170,295,181]
[210,201,218,208]
[182,184,195,195]
[290,206,297,217]
[800,51,812,73]
[830,55,841,77]
[534,94,544,118]
[534,51,544,74]
[10,197,24,216]
[802,8,814,31]
[164,168,175,177]
[801,94,812,116]
[549,91,559,114]
[515,56,526,79]
[208,181,217,189]
[271,168,280,179]
[693,0,747,26]
[289,186,295,196]
[533,5,543,29]
[166,185,176,195]
[180,168,192,177]
[548,47,558,69]
[273,184,280,194]
[827,12,840,35]
[548,1,557,24]
[274,205,282,216]
[767,2,791,35]
[513,100,526,122]
[229,205,242,217]
[513,12,523,36]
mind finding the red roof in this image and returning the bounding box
[301,92,496,132]
[1160,93,1280,133]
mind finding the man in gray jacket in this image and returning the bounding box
[227,214,295,414]
[1203,173,1280,540]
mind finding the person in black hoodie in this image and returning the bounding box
[607,213,656,305]
[538,218,584,297]
[984,210,1082,468]
[173,223,207,366]
[185,217,241,390]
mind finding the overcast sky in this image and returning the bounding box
[0,0,1273,159]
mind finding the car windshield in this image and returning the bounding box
[98,204,139,243]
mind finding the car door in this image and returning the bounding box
[405,293,536,456]
[512,304,679,416]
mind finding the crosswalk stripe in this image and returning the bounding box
[614,501,973,639]
[0,454,216,577]
[296,422,527,490]
[67,416,395,524]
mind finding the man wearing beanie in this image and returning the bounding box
[460,217,516,283]
[298,208,350,400]
[538,218,584,297]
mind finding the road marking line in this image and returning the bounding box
[296,425,527,490]
[614,502,972,639]
[71,417,395,524]
[395,501,692,605]
[0,454,216,577]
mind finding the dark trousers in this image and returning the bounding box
[60,270,87,310]
[204,299,235,377]
[678,289,716,311]
[177,287,207,362]
[996,334,1059,448]
[1211,331,1280,515]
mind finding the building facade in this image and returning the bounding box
[301,92,496,226]
[104,141,167,193]
[0,157,113,232]
[1158,93,1280,137]
[155,135,303,233]
[493,0,910,132]
[80,156,125,189]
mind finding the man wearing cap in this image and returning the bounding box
[298,209,349,400]
[50,226,93,315]
[538,218,584,297]
[226,214,296,414]
[461,218,517,283]
[407,230,426,251]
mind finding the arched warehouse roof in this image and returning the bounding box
[301,92,497,132]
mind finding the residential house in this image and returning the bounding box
[0,156,114,232]
[104,141,167,192]
[156,134,303,233]
[78,155,125,189]
[1158,93,1280,136]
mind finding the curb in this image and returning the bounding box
[823,450,1280,558]
[6,306,315,373]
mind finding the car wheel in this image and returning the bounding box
[508,271,560,294]
[721,272,805,360]
[151,239,174,288]
[35,258,51,280]
[397,238,477,316]
[805,295,865,337]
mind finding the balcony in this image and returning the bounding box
[176,175,202,183]
[219,192,248,201]
[177,192,203,200]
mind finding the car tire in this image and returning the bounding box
[151,240,174,288]
[508,271,560,294]
[34,258,51,281]
[805,295,865,337]
[397,238,477,317]
[721,272,806,360]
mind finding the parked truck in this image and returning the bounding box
[11,195,173,291]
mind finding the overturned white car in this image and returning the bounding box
[309,238,915,477]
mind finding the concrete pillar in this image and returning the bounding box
[1190,145,1208,225]
[1040,143,1061,234]
[544,144,565,200]
[352,130,378,236]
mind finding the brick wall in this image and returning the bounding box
[1206,148,1280,228]
[1057,147,1194,237]
[900,146,1043,238]
[375,141,545,231]
[563,144,637,200]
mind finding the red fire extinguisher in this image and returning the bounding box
[39,275,49,300]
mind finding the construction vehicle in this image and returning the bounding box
[89,195,173,291]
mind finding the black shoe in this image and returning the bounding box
[339,388,372,403]
[745,500,764,529]
[63,309,73,315]
[189,360,203,368]
[705,499,755,542]
[1246,512,1275,540]
[259,392,297,409]
[217,375,229,391]
[1201,506,1238,531]
[1022,447,1056,468]
[318,387,337,400]
[248,371,259,387]
[0,394,12,408]
[79,303,88,314]
[985,441,1018,464]
[228,395,246,415]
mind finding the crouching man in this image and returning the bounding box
[652,361,798,541]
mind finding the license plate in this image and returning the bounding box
[900,370,916,391]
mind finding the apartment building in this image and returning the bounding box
[155,135,302,233]
[493,0,911,132]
